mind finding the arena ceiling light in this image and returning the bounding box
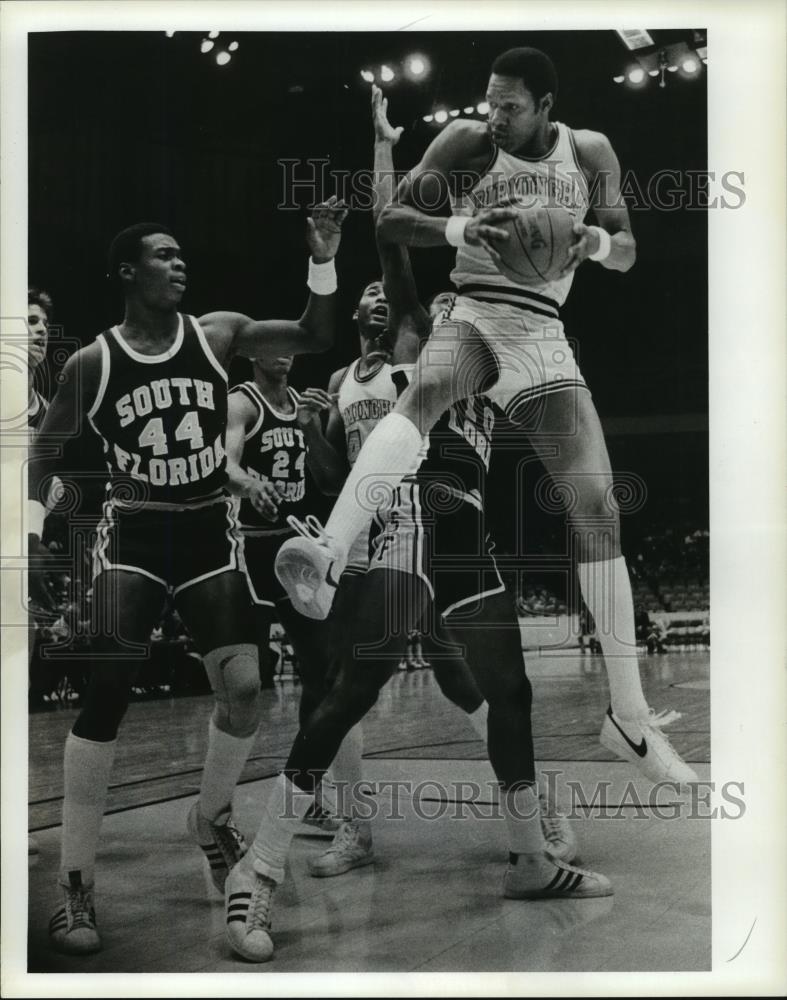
[200,38,214,54]
[463,105,475,114]
[216,51,231,66]
[434,109,448,124]
[228,41,239,52]
[360,69,375,83]
[380,65,395,83]
[476,101,489,115]
[208,30,220,39]
[164,30,175,38]
[681,56,700,74]
[422,114,434,123]
[405,54,429,79]
[627,66,646,84]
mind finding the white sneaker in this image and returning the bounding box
[503,852,613,900]
[599,706,698,788]
[187,802,247,892]
[225,859,275,963]
[49,871,101,954]
[538,790,578,864]
[274,515,346,620]
[307,820,374,878]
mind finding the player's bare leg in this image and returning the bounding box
[274,319,497,619]
[522,386,697,787]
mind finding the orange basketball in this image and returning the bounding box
[493,205,576,285]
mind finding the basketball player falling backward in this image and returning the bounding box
[276,47,696,791]
[27,199,347,956]
[220,85,603,966]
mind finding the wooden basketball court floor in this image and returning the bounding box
[26,650,710,975]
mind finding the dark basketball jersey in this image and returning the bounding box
[87,314,228,506]
[231,381,309,532]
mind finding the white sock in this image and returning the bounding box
[60,732,117,886]
[467,702,489,740]
[324,412,423,556]
[578,555,649,719]
[199,718,256,821]
[248,773,314,883]
[501,784,545,855]
[328,723,365,819]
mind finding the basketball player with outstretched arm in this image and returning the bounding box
[275,47,696,790]
[28,199,346,955]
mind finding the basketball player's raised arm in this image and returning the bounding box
[376,120,517,254]
[28,344,100,544]
[199,198,348,363]
[296,368,349,496]
[561,131,636,275]
[224,391,280,521]
[370,85,429,357]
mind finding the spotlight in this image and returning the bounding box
[200,39,214,54]
[476,101,489,115]
[648,69,660,77]
[681,57,699,73]
[627,67,645,84]
[423,114,434,123]
[449,109,460,117]
[208,30,220,39]
[164,30,175,38]
[380,65,395,83]
[408,56,426,76]
[668,64,678,72]
[434,109,448,124]
[360,69,375,83]
[613,75,625,84]
[463,105,475,114]
[216,51,231,66]
[228,41,239,52]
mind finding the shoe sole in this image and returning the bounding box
[504,883,614,900]
[308,853,375,878]
[275,553,331,620]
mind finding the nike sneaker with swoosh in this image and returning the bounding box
[599,706,698,787]
[274,515,346,620]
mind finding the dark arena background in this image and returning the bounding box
[26,28,711,977]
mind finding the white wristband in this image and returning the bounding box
[587,226,612,261]
[445,215,469,248]
[29,499,47,540]
[307,257,337,295]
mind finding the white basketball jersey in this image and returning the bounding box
[450,122,590,306]
[337,357,395,466]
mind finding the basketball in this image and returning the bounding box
[493,205,576,285]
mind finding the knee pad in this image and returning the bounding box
[203,644,261,738]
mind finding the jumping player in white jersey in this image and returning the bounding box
[28,200,346,955]
[223,87,604,965]
[275,48,696,791]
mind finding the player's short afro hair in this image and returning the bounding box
[107,222,175,281]
[490,47,558,104]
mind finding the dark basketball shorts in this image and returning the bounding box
[240,529,294,608]
[92,497,244,595]
[369,481,504,618]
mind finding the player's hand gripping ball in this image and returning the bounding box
[492,205,576,285]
